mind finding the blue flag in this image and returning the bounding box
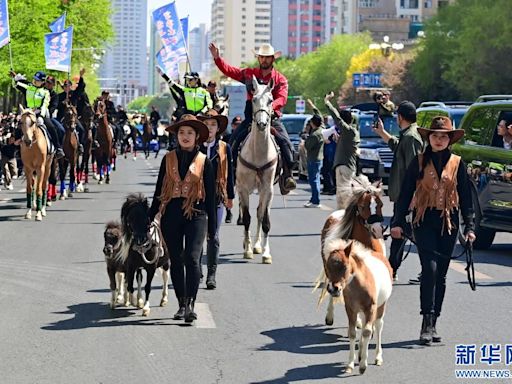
[152,2,187,58]
[180,16,188,46]
[44,26,73,73]
[0,0,11,49]
[156,46,187,79]
[49,12,66,33]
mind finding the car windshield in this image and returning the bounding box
[358,115,400,138]
[282,117,307,135]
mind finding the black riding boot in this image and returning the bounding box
[432,315,441,343]
[173,297,186,320]
[184,297,197,323]
[225,208,233,223]
[206,266,217,290]
[419,314,433,345]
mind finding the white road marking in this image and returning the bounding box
[320,204,334,211]
[18,188,26,193]
[450,260,492,280]
[0,198,12,204]
[194,303,216,329]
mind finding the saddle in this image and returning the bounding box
[37,124,55,155]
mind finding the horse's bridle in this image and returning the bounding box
[20,112,37,144]
[131,222,164,265]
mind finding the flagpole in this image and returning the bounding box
[179,16,191,73]
[8,41,13,70]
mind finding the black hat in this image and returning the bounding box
[45,76,55,85]
[207,80,217,87]
[197,109,228,134]
[63,79,72,86]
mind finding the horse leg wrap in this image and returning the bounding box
[42,191,47,207]
[60,181,66,194]
[36,196,42,212]
[26,193,32,209]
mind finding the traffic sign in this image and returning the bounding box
[295,99,305,114]
[353,73,382,88]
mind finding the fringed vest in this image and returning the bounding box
[159,150,206,219]
[411,153,461,234]
[216,140,228,204]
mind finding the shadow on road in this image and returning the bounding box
[250,362,347,383]
[41,302,182,331]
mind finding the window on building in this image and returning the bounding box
[424,0,432,7]
[400,0,419,8]
[359,0,377,7]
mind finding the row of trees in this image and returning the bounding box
[0,0,114,111]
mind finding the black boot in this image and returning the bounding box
[184,297,197,323]
[419,314,433,345]
[206,266,217,290]
[225,209,232,224]
[173,297,186,320]
[432,315,441,343]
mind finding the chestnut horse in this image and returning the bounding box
[94,100,112,184]
[58,102,79,199]
[141,114,153,159]
[19,106,54,221]
[77,103,95,192]
[316,176,392,374]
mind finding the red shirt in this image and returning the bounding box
[214,57,288,117]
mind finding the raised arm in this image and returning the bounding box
[209,42,245,83]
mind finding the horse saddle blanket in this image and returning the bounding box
[38,125,55,155]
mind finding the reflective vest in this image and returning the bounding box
[183,86,212,114]
[17,82,50,118]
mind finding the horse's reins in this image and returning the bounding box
[383,227,476,291]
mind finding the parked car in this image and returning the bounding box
[281,113,312,177]
[453,96,512,249]
[417,101,471,129]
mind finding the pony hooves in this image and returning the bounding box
[345,366,354,374]
[59,195,66,200]
[142,308,150,316]
[253,246,263,254]
[243,251,254,259]
[76,184,84,193]
[359,365,367,375]
[98,180,103,185]
[325,317,333,326]
[160,298,168,307]
[262,256,272,264]
[137,298,144,309]
[41,208,47,217]
[25,211,32,219]
[35,212,43,221]
[375,358,383,366]
[46,201,52,207]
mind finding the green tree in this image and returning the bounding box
[0,0,113,107]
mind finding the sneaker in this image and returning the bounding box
[304,201,321,208]
[409,273,421,285]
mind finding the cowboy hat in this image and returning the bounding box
[252,43,281,59]
[418,115,464,145]
[166,114,209,144]
[197,109,228,135]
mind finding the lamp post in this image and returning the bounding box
[369,35,404,57]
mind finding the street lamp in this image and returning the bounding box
[369,35,404,57]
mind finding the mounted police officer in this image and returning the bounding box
[209,42,297,192]
[156,67,213,116]
[11,70,65,159]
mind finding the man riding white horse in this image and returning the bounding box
[209,42,297,193]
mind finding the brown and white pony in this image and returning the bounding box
[317,176,392,374]
[19,106,54,221]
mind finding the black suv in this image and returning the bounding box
[454,97,512,249]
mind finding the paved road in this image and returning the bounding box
[1,153,511,384]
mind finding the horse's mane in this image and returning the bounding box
[119,193,148,263]
[105,220,121,231]
[337,175,381,240]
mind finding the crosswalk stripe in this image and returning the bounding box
[194,303,217,329]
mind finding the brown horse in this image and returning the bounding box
[77,103,94,192]
[19,106,54,221]
[141,114,153,159]
[316,175,392,374]
[58,102,79,199]
[94,100,112,184]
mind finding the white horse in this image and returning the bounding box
[236,76,278,264]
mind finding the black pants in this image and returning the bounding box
[42,117,61,147]
[232,101,295,170]
[321,156,335,191]
[161,207,207,300]
[413,209,458,317]
[389,202,408,275]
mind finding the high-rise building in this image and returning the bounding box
[211,0,272,67]
[99,0,148,105]
[189,24,208,75]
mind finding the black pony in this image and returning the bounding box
[119,193,170,316]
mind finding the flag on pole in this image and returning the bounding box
[156,46,187,79]
[152,2,187,58]
[44,26,73,73]
[180,16,189,46]
[49,12,66,33]
[0,0,11,49]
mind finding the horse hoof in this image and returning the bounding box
[160,298,168,307]
[359,365,367,375]
[325,317,334,326]
[137,299,144,309]
[46,201,52,207]
[142,308,150,317]
[41,208,47,217]
[375,358,383,366]
[253,246,263,254]
[345,366,354,374]
[25,212,32,219]
[84,187,90,192]
[93,174,100,180]
[106,179,110,184]
[35,212,42,221]
[132,157,136,161]
[98,180,103,185]
[116,295,124,304]
[68,192,73,198]
[262,256,272,264]
[59,195,66,200]
[112,167,116,171]
[243,251,254,259]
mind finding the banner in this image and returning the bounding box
[156,46,187,79]
[0,0,11,49]
[49,12,66,33]
[152,2,187,58]
[180,16,188,46]
[44,26,73,73]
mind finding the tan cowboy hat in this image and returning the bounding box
[166,114,209,144]
[252,43,281,59]
[418,116,465,145]
[197,109,228,135]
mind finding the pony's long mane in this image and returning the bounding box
[119,193,148,263]
[104,220,125,263]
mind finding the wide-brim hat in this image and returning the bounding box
[197,109,228,135]
[166,114,209,144]
[418,115,464,145]
[252,43,281,59]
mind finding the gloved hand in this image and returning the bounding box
[14,73,26,82]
